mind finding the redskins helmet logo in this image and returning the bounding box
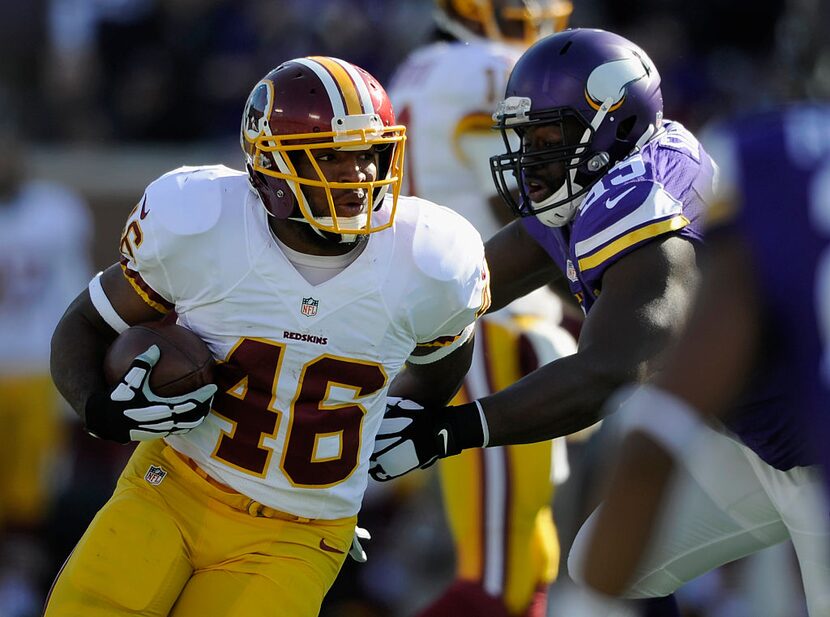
[243,80,275,142]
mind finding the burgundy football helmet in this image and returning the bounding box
[241,56,406,237]
[490,29,664,226]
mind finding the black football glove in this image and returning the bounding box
[369,397,485,481]
[84,345,217,444]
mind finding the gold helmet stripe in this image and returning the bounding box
[293,57,351,118]
[305,56,366,117]
[318,56,376,114]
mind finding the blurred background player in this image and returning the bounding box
[387,2,577,616]
[0,116,93,617]
[571,103,830,617]
[570,9,830,611]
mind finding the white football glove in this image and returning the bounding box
[85,345,217,443]
[369,398,434,481]
[348,526,371,563]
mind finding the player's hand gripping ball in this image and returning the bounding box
[85,322,217,443]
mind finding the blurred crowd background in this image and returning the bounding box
[0,1,821,616]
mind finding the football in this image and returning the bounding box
[103,321,215,397]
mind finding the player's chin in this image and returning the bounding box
[525,182,552,203]
[333,202,367,219]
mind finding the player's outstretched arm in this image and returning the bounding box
[575,234,760,596]
[369,234,702,482]
[483,234,701,445]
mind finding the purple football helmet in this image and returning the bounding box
[490,28,663,226]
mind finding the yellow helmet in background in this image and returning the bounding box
[434,0,572,47]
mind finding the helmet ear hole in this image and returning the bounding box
[248,165,297,219]
[616,115,638,141]
[269,179,297,219]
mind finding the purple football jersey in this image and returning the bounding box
[521,118,823,471]
[523,120,712,312]
[710,104,830,475]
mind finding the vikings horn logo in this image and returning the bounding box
[243,80,275,142]
[584,52,653,112]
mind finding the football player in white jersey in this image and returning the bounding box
[46,56,490,617]
[387,2,574,616]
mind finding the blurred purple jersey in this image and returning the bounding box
[709,104,830,480]
[522,117,827,472]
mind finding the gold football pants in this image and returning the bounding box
[44,439,355,617]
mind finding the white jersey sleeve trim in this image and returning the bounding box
[88,272,130,333]
[574,184,683,259]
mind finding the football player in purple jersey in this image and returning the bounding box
[371,27,830,615]
[570,104,830,615]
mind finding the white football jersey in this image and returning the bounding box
[118,165,489,519]
[390,40,560,322]
[0,181,92,372]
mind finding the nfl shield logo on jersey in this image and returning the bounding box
[301,297,319,317]
[144,465,168,486]
[566,260,578,282]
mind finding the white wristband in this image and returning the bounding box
[611,384,705,459]
[474,399,490,447]
[88,272,130,333]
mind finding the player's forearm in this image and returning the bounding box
[50,293,116,421]
[481,351,629,445]
[390,337,474,407]
[579,433,675,595]
[389,367,463,407]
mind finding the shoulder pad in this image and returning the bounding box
[119,165,250,308]
[143,165,245,237]
[405,197,484,282]
[392,196,488,343]
[573,181,687,273]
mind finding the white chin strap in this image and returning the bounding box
[287,213,368,244]
[531,177,586,227]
